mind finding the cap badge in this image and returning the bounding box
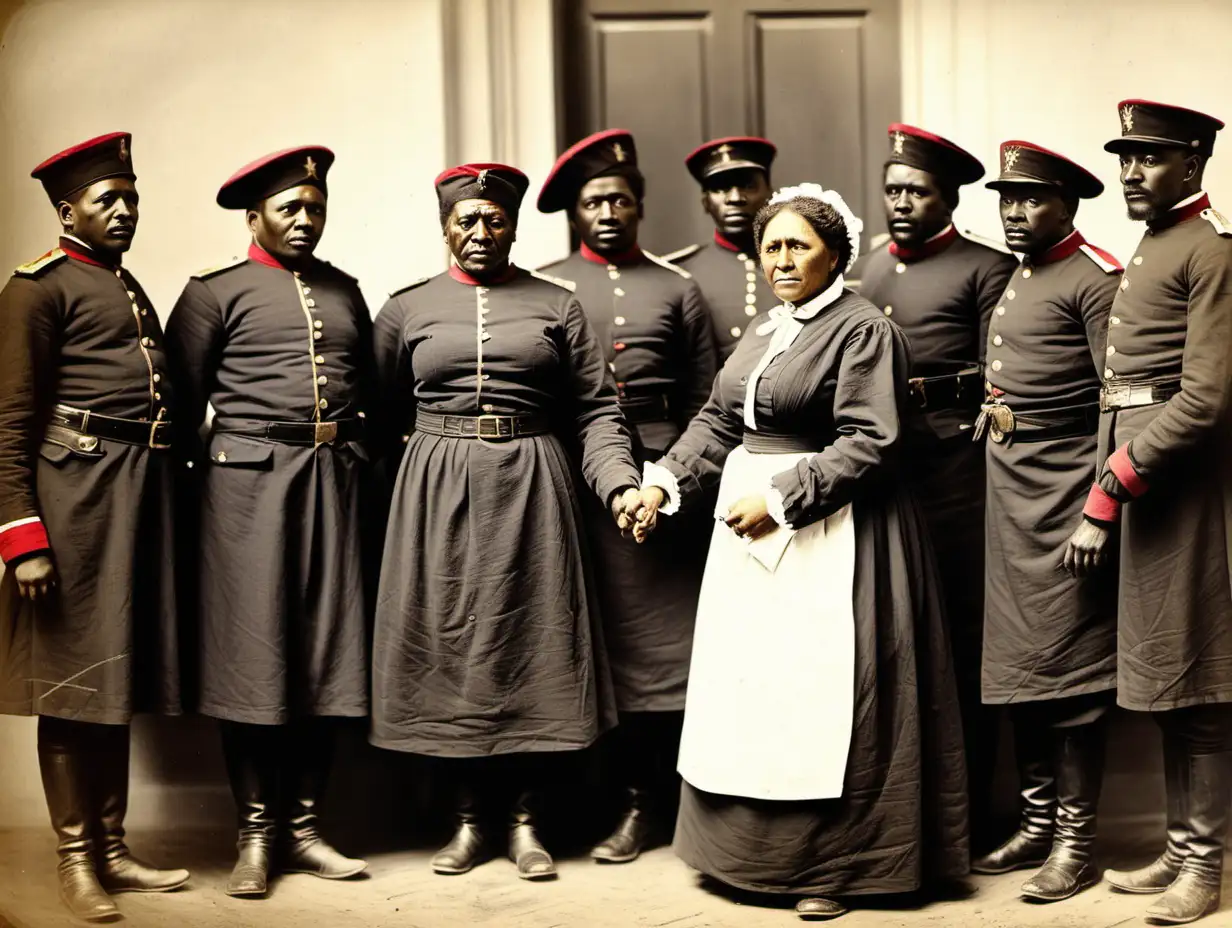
[715,143,733,163]
[304,156,319,179]
[477,168,489,191]
[1003,145,1021,173]
[611,142,627,163]
[892,132,905,156]
[1121,104,1134,133]
[118,138,129,164]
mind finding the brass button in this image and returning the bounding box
[993,335,1003,346]
[141,336,154,347]
[745,294,757,305]
[482,404,494,413]
[1110,317,1120,326]
[154,392,161,400]
[315,354,325,364]
[140,309,148,316]
[131,302,140,312]
[1022,268,1033,279]
[114,269,123,278]
[746,282,757,293]
[746,273,757,282]
[318,398,329,409]
[126,290,136,299]
[306,298,316,308]
[1133,256,1143,265]
[216,451,228,463]
[895,263,906,274]
[883,305,893,317]
[991,359,1003,372]
[745,305,757,317]
[730,326,742,338]
[313,331,323,340]
[482,373,491,380]
[614,287,626,297]
[614,315,626,325]
[1120,278,1129,291]
[996,306,1006,316]
[302,286,311,295]
[313,319,323,329]
[317,375,328,385]
[1107,345,1116,356]
[1007,290,1016,300]
[153,373,162,383]
[1105,367,1115,379]
[77,436,98,452]
[737,253,748,262]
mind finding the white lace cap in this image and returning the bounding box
[766,183,863,273]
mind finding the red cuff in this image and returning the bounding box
[0,519,50,564]
[1108,443,1148,498]
[1083,484,1122,523]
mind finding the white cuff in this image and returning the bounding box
[765,483,791,528]
[641,461,682,516]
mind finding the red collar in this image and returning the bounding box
[448,263,518,286]
[248,241,291,270]
[888,224,958,262]
[59,237,118,270]
[1030,229,1085,267]
[1147,193,1211,232]
[580,242,643,266]
[714,230,754,255]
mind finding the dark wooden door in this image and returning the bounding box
[559,0,901,254]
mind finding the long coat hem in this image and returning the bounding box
[200,703,369,726]
[0,701,181,724]
[1118,691,1232,713]
[983,680,1116,706]
[369,731,605,757]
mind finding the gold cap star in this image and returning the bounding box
[304,156,318,179]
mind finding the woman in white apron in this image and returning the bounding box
[639,185,969,920]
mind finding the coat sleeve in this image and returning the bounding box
[769,319,906,528]
[656,370,746,511]
[0,277,59,564]
[1077,271,1122,524]
[371,295,415,465]
[164,278,225,463]
[976,254,1016,362]
[559,295,640,506]
[674,279,718,426]
[1099,237,1232,498]
[348,286,380,439]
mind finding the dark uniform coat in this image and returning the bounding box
[1092,196,1232,711]
[539,247,716,712]
[660,287,969,896]
[665,235,778,360]
[981,231,1120,704]
[164,243,374,725]
[0,240,181,724]
[369,265,640,757]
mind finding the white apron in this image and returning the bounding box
[676,445,856,801]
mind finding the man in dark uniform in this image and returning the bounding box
[165,147,371,898]
[972,141,1121,903]
[661,137,778,360]
[1064,100,1232,926]
[0,133,189,922]
[851,124,1017,850]
[538,130,717,863]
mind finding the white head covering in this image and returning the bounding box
[765,183,863,273]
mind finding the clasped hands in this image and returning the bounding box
[611,488,777,544]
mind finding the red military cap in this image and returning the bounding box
[886,123,985,186]
[685,136,776,184]
[986,140,1104,199]
[537,129,640,213]
[1105,99,1224,157]
[435,163,530,221]
[30,131,135,205]
[216,145,334,210]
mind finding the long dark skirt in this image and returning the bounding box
[673,487,969,896]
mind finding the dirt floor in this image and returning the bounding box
[0,826,1227,928]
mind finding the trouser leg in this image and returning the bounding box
[220,720,278,898]
[431,757,489,875]
[972,706,1055,874]
[280,717,366,879]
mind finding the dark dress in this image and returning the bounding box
[0,241,181,724]
[1093,197,1232,711]
[163,245,374,724]
[665,235,779,360]
[981,232,1121,704]
[539,248,716,712]
[660,287,969,896]
[369,265,640,757]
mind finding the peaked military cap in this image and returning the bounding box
[886,123,985,186]
[31,132,135,205]
[1104,99,1224,157]
[685,136,776,183]
[217,145,334,209]
[435,163,530,220]
[537,129,640,213]
[986,140,1104,199]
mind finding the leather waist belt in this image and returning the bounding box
[414,410,550,441]
[742,429,823,454]
[907,365,983,412]
[51,404,171,450]
[974,401,1100,445]
[1100,377,1182,412]
[618,393,672,424]
[214,417,364,447]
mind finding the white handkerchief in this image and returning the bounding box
[712,505,796,573]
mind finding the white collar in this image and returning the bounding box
[760,273,846,334]
[1171,190,1207,212]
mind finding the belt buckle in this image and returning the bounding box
[476,414,513,442]
[314,421,339,447]
[148,420,171,450]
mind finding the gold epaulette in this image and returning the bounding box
[191,255,246,279]
[528,269,576,292]
[660,243,701,263]
[643,251,693,279]
[14,248,67,277]
[1201,208,1232,237]
[389,277,430,298]
[960,229,1012,254]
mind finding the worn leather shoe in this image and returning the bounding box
[432,820,486,875]
[97,853,190,894]
[283,837,367,880]
[226,837,271,898]
[592,788,652,864]
[971,831,1052,875]
[1106,856,1181,894]
[1021,849,1101,901]
[795,897,848,920]
[1145,872,1221,924]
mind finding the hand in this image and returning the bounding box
[724,495,777,541]
[611,487,645,537]
[632,486,667,544]
[14,555,57,601]
[1062,520,1111,577]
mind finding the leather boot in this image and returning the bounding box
[508,791,556,880]
[795,897,849,920]
[281,721,366,879]
[592,786,653,864]
[38,717,121,923]
[93,724,190,893]
[972,722,1054,875]
[221,722,277,898]
[1145,749,1230,925]
[1022,720,1106,901]
[1107,726,1188,894]
[432,780,486,875]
